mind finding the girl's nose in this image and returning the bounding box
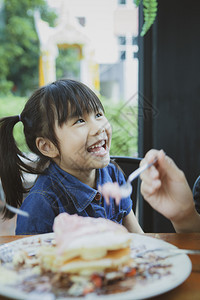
[90,122,105,136]
[96,127,105,135]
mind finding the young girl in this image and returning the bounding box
[0,79,143,234]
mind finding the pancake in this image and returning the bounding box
[7,214,172,297]
[38,213,133,275]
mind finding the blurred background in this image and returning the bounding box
[0,0,139,157]
[0,0,139,234]
[1,0,200,234]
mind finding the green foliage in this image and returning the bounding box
[0,95,138,156]
[101,97,138,157]
[56,48,80,80]
[0,0,57,96]
[0,79,13,95]
[0,95,28,152]
[134,0,142,6]
[134,0,158,36]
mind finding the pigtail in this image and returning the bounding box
[0,115,36,219]
[0,79,110,219]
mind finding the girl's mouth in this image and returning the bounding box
[87,140,108,156]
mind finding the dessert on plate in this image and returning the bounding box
[39,213,133,274]
[36,213,136,296]
[0,213,173,298]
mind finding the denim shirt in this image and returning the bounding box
[16,161,133,235]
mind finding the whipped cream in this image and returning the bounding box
[53,213,129,255]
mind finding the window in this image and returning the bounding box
[77,17,86,26]
[133,51,138,59]
[120,50,126,60]
[118,36,126,45]
[118,0,126,5]
[132,36,138,45]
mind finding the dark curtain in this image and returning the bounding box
[138,0,200,232]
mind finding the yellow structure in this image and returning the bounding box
[34,10,99,91]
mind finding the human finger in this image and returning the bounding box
[140,164,160,182]
[140,149,166,182]
[140,177,161,198]
[156,150,185,182]
[139,149,163,180]
[140,149,162,167]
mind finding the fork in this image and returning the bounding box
[132,247,200,258]
[0,202,29,217]
[119,157,158,198]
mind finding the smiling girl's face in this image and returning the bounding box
[53,108,112,179]
[34,80,111,184]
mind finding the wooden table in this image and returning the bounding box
[0,233,200,300]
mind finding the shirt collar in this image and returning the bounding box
[48,162,99,212]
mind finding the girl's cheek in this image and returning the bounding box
[106,122,112,135]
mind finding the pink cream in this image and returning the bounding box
[53,213,127,253]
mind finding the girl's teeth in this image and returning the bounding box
[91,145,99,149]
[88,141,107,154]
[90,142,104,149]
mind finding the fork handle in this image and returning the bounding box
[133,247,200,256]
[128,158,158,183]
[5,204,29,217]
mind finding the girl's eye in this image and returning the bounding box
[96,112,103,118]
[75,118,85,124]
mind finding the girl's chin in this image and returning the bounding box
[95,154,110,168]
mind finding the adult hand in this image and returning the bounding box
[140,149,198,231]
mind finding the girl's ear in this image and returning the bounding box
[36,137,59,158]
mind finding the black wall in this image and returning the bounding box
[138,0,200,232]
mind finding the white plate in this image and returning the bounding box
[0,233,192,300]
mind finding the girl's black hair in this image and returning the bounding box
[0,79,104,219]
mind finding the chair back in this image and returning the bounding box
[110,156,142,212]
[193,175,200,214]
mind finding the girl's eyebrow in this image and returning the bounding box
[67,113,77,120]
[67,107,101,120]
[67,111,82,121]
